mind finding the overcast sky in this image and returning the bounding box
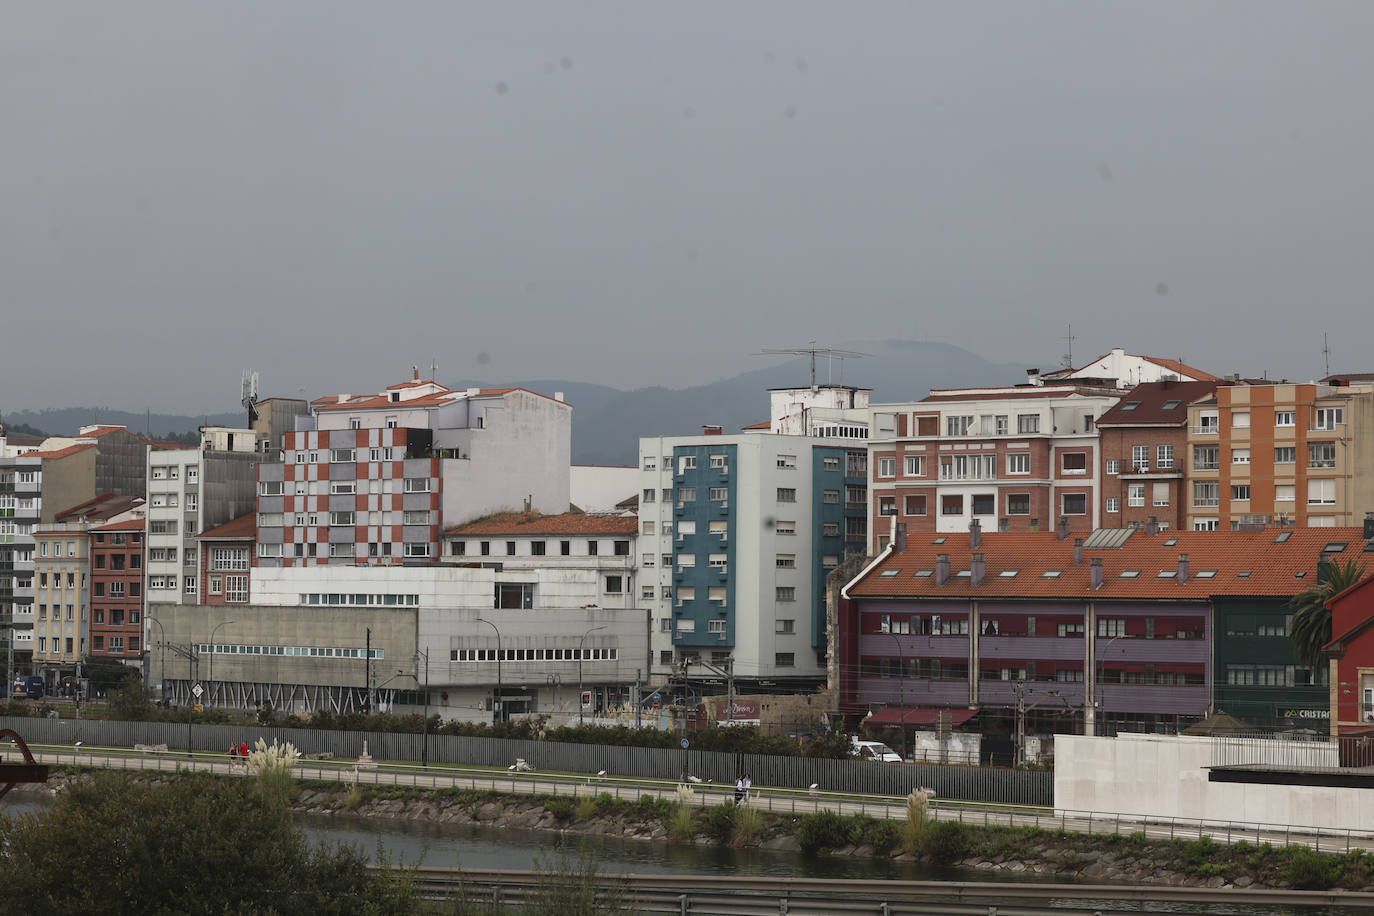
[5,2,1374,412]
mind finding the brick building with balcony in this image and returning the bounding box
[198,512,256,606]
[89,518,145,667]
[1096,380,1217,530]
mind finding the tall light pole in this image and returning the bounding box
[578,624,607,726]
[207,620,235,708]
[886,631,908,760]
[1096,634,1127,737]
[475,618,502,724]
[146,617,166,703]
[416,649,429,766]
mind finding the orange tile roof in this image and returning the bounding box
[846,528,1371,601]
[445,511,637,537]
[198,512,258,540]
[91,518,146,532]
[919,387,1113,403]
[25,443,95,460]
[1143,356,1221,382]
[742,420,772,430]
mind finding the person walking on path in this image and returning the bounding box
[228,743,239,773]
[240,740,249,763]
[733,776,745,805]
[742,773,752,804]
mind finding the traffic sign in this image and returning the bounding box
[191,683,203,700]
[680,738,689,749]
[651,692,660,702]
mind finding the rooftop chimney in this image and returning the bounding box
[894,521,908,553]
[971,552,986,587]
[554,391,565,402]
[935,554,951,586]
[413,367,420,381]
[1057,516,1071,540]
[1091,557,1104,590]
[1146,515,1158,536]
[1177,553,1190,585]
[969,518,982,548]
[703,425,723,436]
[467,387,480,397]
[1073,537,1084,566]
[1026,368,1043,386]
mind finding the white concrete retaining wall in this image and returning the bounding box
[1056,733,1374,832]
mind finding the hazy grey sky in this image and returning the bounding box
[5,2,1374,412]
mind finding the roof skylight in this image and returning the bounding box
[1122,401,1140,411]
[1041,570,1062,578]
[1324,542,1349,553]
[1274,532,1293,544]
[1120,570,1141,578]
[879,569,900,578]
[999,569,1020,578]
[1195,570,1217,579]
[913,569,933,578]
[1161,400,1181,410]
[1157,570,1178,578]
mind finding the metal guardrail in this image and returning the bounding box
[15,743,1374,855]
[393,867,1374,915]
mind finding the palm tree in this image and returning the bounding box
[1289,558,1367,668]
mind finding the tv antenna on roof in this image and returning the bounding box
[1323,331,1331,378]
[1061,323,1077,371]
[756,341,868,389]
[241,370,260,426]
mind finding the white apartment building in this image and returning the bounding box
[144,429,262,606]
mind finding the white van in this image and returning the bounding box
[852,738,903,763]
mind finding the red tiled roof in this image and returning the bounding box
[91,518,146,532]
[919,387,1114,403]
[1096,381,1219,426]
[198,513,258,540]
[742,421,772,430]
[846,528,1371,601]
[314,385,569,412]
[445,511,637,536]
[55,494,144,523]
[25,443,95,460]
[1143,356,1221,382]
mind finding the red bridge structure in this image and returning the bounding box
[0,729,49,801]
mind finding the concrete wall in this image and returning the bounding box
[1054,733,1374,831]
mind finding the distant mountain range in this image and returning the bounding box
[4,340,1029,465]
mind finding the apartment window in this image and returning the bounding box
[1157,445,1174,470]
[707,619,727,634]
[941,494,964,515]
[1105,497,1119,513]
[1275,447,1296,464]
[845,453,867,476]
[1275,410,1295,427]
[1193,445,1219,470]
[1233,448,1250,465]
[823,522,840,537]
[775,520,796,535]
[494,583,533,609]
[605,575,623,594]
[823,489,840,504]
[1193,481,1220,507]
[642,553,655,568]
[678,487,697,503]
[776,554,796,568]
[385,416,398,428]
[1061,453,1087,474]
[776,487,797,503]
[946,415,973,436]
[1006,453,1030,475]
[211,548,250,571]
[1232,485,1251,502]
[995,415,1009,435]
[971,494,995,515]
[330,448,356,463]
[642,456,656,470]
[708,487,728,501]
[330,511,355,526]
[774,653,795,668]
[402,509,431,525]
[878,496,897,516]
[529,540,547,557]
[587,540,599,556]
[1276,484,1296,503]
[905,494,927,516]
[776,454,797,469]
[1062,493,1087,515]
[559,540,571,556]
[225,575,248,603]
[877,457,896,478]
[1152,483,1170,507]
[709,454,728,469]
[404,542,431,558]
[776,587,796,602]
[1097,618,1126,637]
[1314,407,1344,430]
[1309,442,1337,469]
[823,456,840,471]
[641,487,657,504]
[1232,411,1250,429]
[1132,445,1149,472]
[258,543,283,558]
[329,543,356,558]
[1309,479,1337,506]
[1194,518,1219,531]
[903,455,926,476]
[184,576,198,595]
[1128,484,1145,507]
[1105,459,1120,475]
[505,541,516,556]
[330,482,356,495]
[1000,493,1027,516]
[1197,412,1219,434]
[1017,414,1040,434]
[403,478,432,493]
[660,650,674,665]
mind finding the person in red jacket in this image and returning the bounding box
[240,741,249,760]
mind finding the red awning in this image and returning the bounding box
[863,707,979,728]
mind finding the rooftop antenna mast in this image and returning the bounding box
[1061,323,1077,371]
[430,357,439,381]
[1323,332,1331,378]
[756,341,868,390]
[240,370,260,426]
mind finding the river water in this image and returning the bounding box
[0,795,1347,913]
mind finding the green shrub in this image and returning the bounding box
[574,797,599,821]
[732,804,765,847]
[1284,847,1340,890]
[797,810,851,853]
[922,820,970,864]
[636,794,674,820]
[543,797,574,821]
[1182,836,1217,867]
[702,803,737,843]
[868,819,901,855]
[667,805,696,844]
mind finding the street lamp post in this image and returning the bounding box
[886,632,908,760]
[578,624,607,726]
[475,618,502,724]
[207,621,235,708]
[1096,634,1127,737]
[546,673,561,717]
[146,617,166,703]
